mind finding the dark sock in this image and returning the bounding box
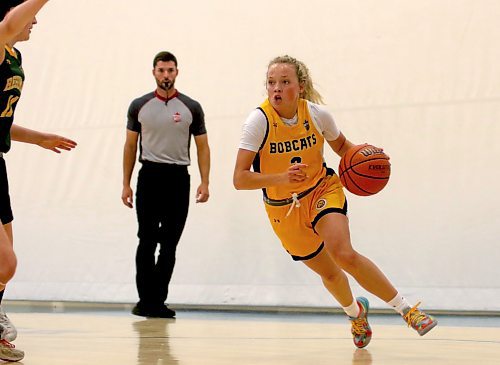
[0,289,4,305]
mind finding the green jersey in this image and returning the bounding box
[0,46,24,153]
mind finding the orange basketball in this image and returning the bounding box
[338,144,391,196]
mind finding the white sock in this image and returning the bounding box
[387,292,411,315]
[343,299,360,318]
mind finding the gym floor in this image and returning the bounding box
[4,302,500,365]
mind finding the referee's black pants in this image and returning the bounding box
[135,161,190,311]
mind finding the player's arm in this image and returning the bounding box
[233,149,307,190]
[0,0,49,63]
[234,109,308,190]
[193,133,210,203]
[312,103,354,158]
[327,132,355,158]
[122,129,138,208]
[10,124,77,153]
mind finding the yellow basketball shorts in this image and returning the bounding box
[264,172,347,260]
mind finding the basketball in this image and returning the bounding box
[338,144,391,196]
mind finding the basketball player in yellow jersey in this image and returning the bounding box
[233,55,437,348]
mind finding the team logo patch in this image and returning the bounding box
[173,112,181,122]
[315,198,327,210]
[303,120,310,131]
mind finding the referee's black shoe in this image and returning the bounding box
[132,303,176,318]
[152,305,176,318]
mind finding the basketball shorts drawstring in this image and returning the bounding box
[285,193,301,217]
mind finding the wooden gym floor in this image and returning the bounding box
[3,302,500,365]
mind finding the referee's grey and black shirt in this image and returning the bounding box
[127,90,206,165]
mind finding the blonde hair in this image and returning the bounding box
[267,55,324,104]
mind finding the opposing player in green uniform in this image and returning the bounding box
[0,1,77,361]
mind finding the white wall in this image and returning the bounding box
[5,0,500,311]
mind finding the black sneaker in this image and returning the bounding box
[131,304,149,317]
[131,303,176,318]
[152,305,176,318]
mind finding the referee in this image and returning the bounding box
[122,51,210,318]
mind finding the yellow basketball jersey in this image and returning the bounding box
[255,98,326,201]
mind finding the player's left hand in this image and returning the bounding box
[39,133,77,153]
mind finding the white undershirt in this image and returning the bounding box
[239,101,341,152]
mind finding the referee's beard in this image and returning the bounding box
[158,79,175,92]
